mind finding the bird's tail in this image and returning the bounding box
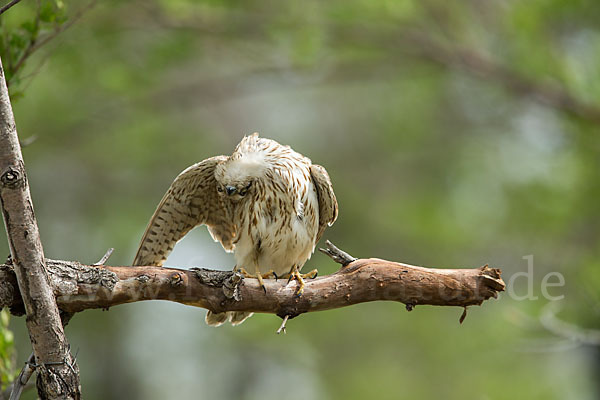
[205,311,254,327]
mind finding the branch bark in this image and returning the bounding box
[0,57,80,399]
[0,244,505,323]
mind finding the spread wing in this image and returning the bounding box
[310,164,338,243]
[133,156,236,267]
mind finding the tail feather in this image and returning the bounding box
[230,311,253,326]
[205,311,253,326]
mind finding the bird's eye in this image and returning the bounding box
[238,182,252,196]
[217,186,223,193]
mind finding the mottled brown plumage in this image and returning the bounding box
[133,133,337,326]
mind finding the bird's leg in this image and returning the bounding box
[253,251,267,293]
[288,266,305,296]
[234,266,276,293]
[236,267,277,279]
[255,266,266,293]
[282,267,318,282]
[284,265,318,296]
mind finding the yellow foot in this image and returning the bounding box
[283,267,318,296]
[235,267,277,293]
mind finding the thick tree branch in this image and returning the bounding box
[0,57,80,399]
[0,246,505,323]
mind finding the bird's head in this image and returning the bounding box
[215,149,268,202]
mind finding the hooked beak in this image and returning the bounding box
[225,186,237,196]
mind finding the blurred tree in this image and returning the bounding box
[0,0,599,399]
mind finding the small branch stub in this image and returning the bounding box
[93,248,114,266]
[277,315,289,334]
[1,166,24,189]
[459,307,468,324]
[319,240,357,267]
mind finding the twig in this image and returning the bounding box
[92,248,114,266]
[0,0,22,16]
[459,307,468,324]
[136,6,600,124]
[8,353,35,400]
[319,240,357,267]
[540,303,600,346]
[19,135,37,148]
[10,0,99,82]
[276,315,289,334]
[400,29,600,124]
[7,346,79,400]
[3,383,34,400]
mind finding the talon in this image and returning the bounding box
[273,272,279,281]
[236,267,251,277]
[236,267,275,293]
[293,275,305,297]
[286,265,312,297]
[303,269,318,280]
[256,273,265,293]
[261,270,277,280]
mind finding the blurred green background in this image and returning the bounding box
[1,0,600,399]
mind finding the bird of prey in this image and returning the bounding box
[133,133,338,326]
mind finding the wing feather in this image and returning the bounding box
[310,164,338,243]
[133,156,235,266]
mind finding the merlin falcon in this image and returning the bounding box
[133,133,338,326]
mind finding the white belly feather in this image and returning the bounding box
[233,178,319,276]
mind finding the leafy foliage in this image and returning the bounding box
[0,310,15,391]
[0,0,67,97]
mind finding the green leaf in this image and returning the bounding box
[0,310,16,390]
[20,19,38,36]
[39,2,58,23]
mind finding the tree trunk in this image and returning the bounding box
[0,56,81,399]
